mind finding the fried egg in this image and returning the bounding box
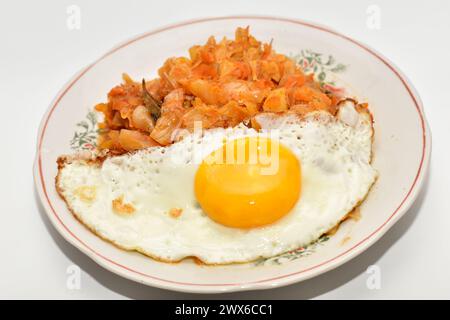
[56,101,377,264]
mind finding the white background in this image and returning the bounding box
[1,0,449,299]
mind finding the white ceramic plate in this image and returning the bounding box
[34,16,431,293]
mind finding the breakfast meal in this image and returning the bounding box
[55,27,377,264]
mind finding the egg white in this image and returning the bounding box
[56,105,377,264]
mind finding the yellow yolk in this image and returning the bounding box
[194,137,301,228]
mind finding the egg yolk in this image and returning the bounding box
[194,137,301,228]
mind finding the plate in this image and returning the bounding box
[33,16,431,293]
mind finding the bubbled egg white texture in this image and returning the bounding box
[57,108,377,264]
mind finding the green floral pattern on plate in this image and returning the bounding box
[254,235,330,266]
[70,111,99,151]
[292,49,347,86]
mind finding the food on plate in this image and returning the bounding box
[56,27,377,264]
[94,27,341,153]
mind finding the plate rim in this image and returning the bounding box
[33,15,432,293]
